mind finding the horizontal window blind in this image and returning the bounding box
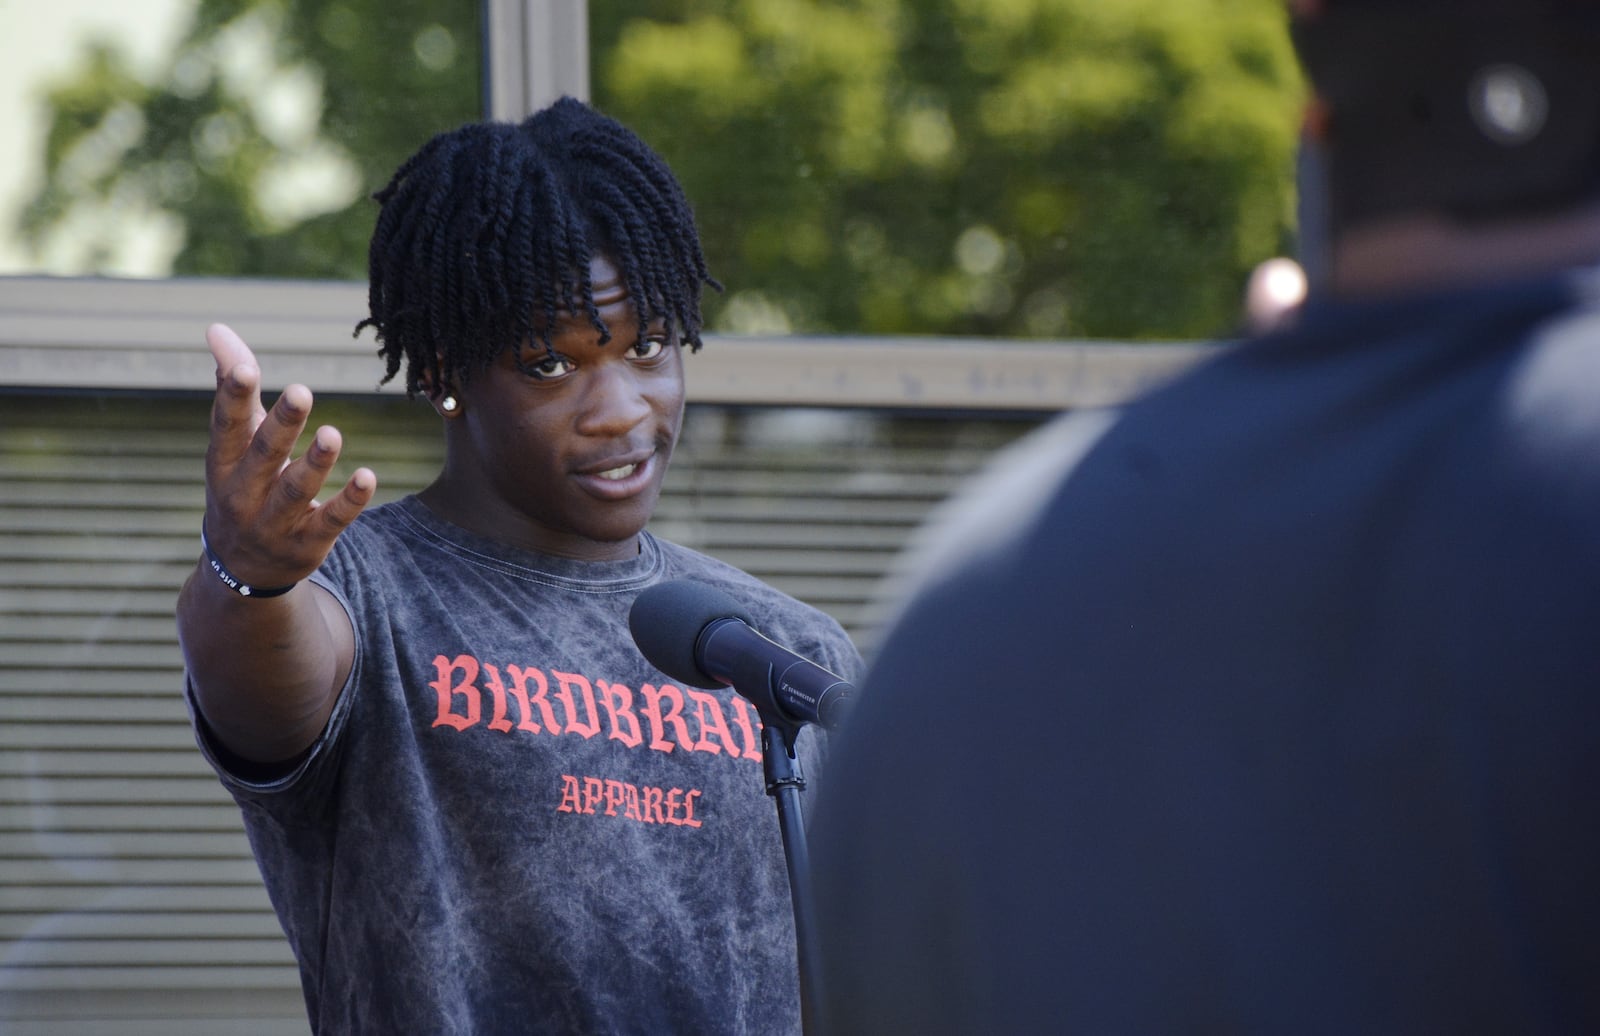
[0,391,1042,1032]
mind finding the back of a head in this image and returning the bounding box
[1291,0,1600,237]
[358,97,718,397]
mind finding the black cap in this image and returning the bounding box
[1291,0,1600,226]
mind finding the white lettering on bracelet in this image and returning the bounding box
[199,528,297,598]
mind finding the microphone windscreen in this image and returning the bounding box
[628,579,754,690]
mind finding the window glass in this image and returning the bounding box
[0,0,481,281]
[590,1,1304,342]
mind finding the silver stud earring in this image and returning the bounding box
[440,394,459,413]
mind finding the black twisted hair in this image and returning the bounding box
[355,96,720,396]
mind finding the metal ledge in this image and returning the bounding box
[0,275,1220,409]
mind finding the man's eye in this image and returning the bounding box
[526,354,575,379]
[632,337,668,360]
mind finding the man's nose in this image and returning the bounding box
[575,362,654,435]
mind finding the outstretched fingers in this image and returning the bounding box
[201,323,374,585]
[207,323,267,473]
[206,323,315,495]
[248,382,315,481]
[277,425,377,546]
[274,424,343,512]
[316,466,379,540]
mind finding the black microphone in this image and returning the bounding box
[629,579,855,732]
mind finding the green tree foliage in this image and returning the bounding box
[18,0,480,280]
[593,0,1304,339]
[19,0,1301,339]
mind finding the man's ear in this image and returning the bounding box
[418,356,462,418]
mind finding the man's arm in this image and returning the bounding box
[175,323,377,766]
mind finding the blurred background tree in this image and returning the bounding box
[17,0,1302,340]
[593,0,1303,339]
[16,0,480,280]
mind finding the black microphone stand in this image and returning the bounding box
[702,633,824,1034]
[629,585,830,1031]
[756,710,822,1035]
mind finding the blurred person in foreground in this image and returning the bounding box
[177,97,860,1034]
[810,1,1600,1032]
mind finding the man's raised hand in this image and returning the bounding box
[201,323,376,592]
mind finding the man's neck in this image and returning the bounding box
[1327,201,1600,299]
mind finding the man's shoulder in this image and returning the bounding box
[1493,285,1600,494]
[312,499,422,582]
[871,408,1122,622]
[650,536,861,666]
[653,537,833,624]
[1519,274,1600,412]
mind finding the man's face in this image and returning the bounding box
[448,254,687,560]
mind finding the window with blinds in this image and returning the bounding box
[0,391,1040,1033]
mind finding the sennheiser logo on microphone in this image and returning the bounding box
[782,684,819,706]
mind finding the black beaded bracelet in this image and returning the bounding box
[200,528,297,598]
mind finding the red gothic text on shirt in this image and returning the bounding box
[555,773,704,827]
[427,653,764,761]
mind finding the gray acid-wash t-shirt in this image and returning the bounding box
[189,496,862,1035]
